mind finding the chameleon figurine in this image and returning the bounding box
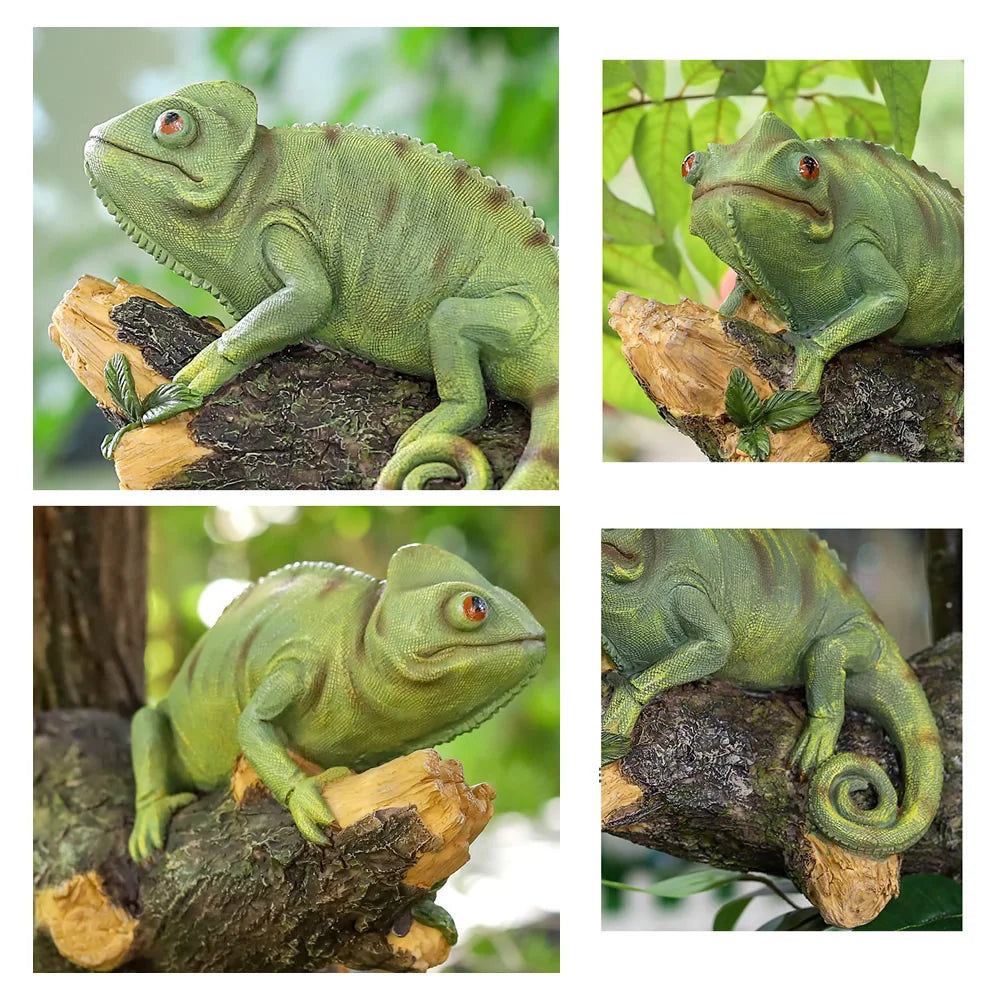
[682,113,963,392]
[601,528,943,859]
[128,544,546,869]
[83,81,559,489]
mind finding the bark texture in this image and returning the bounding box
[33,506,147,715]
[49,276,529,489]
[34,710,492,972]
[601,634,962,923]
[607,293,964,462]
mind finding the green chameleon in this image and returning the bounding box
[600,529,943,859]
[681,113,963,392]
[84,81,558,490]
[128,542,545,929]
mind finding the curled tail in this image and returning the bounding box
[806,665,944,859]
[374,384,558,490]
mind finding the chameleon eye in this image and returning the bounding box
[681,152,697,178]
[153,109,196,148]
[799,155,820,181]
[463,595,488,622]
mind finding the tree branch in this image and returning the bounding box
[34,710,493,972]
[601,634,962,927]
[49,276,529,489]
[607,292,963,462]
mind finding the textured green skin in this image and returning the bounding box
[128,544,545,864]
[84,81,558,489]
[684,113,963,392]
[601,529,943,859]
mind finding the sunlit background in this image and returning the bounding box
[34,26,558,488]
[146,505,559,971]
[602,528,942,931]
[602,60,964,462]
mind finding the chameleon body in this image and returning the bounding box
[84,81,558,489]
[600,528,943,859]
[682,113,963,391]
[128,544,546,863]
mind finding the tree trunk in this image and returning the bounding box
[607,293,963,462]
[49,276,530,489]
[33,506,147,715]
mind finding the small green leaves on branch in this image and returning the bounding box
[724,367,821,462]
[101,353,203,460]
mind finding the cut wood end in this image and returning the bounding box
[113,416,213,491]
[386,921,451,972]
[600,760,644,827]
[799,831,901,928]
[34,871,137,972]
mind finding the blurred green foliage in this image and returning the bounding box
[146,505,559,817]
[602,59,963,428]
[34,26,557,486]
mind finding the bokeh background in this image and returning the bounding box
[602,60,964,462]
[602,528,953,931]
[146,505,559,970]
[34,26,558,487]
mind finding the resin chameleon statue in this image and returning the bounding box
[128,544,546,880]
[83,80,559,489]
[600,528,943,859]
[681,113,963,392]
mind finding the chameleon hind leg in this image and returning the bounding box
[790,622,881,775]
[129,705,197,862]
[602,586,733,764]
[408,882,459,946]
[393,293,539,453]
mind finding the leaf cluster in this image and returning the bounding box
[602,59,931,416]
[723,367,820,461]
[101,353,202,459]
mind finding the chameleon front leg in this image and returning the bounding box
[718,277,749,315]
[393,292,538,452]
[173,223,333,400]
[785,242,908,391]
[236,660,348,846]
[602,586,733,764]
[129,705,197,862]
[790,622,882,775]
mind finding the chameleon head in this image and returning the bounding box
[682,112,835,270]
[601,528,668,672]
[365,544,546,733]
[84,81,259,247]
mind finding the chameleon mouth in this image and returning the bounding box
[86,135,204,184]
[418,636,546,662]
[693,182,828,221]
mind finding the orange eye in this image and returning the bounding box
[157,111,184,135]
[681,152,697,178]
[462,595,488,622]
[799,155,820,180]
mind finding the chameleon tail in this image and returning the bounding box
[806,664,944,859]
[503,383,559,490]
[373,434,493,490]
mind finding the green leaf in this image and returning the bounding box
[854,874,961,931]
[139,383,204,426]
[646,869,742,898]
[829,96,894,144]
[681,229,728,298]
[603,106,645,181]
[738,425,771,462]
[761,61,806,125]
[803,98,849,139]
[853,60,876,93]
[871,60,929,156]
[713,61,766,98]
[602,333,659,418]
[757,906,828,931]
[689,99,741,151]
[603,243,681,305]
[632,101,690,275]
[681,61,722,87]
[759,389,821,431]
[603,184,665,245]
[724,368,763,428]
[630,60,665,101]
[101,421,139,461]
[713,893,761,931]
[104,353,143,422]
[603,59,634,92]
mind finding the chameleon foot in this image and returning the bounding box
[789,717,840,776]
[129,792,197,863]
[285,768,348,846]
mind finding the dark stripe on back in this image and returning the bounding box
[748,532,775,593]
[324,124,342,145]
[234,621,263,703]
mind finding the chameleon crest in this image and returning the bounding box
[128,543,546,864]
[601,529,943,860]
[683,113,963,391]
[84,81,558,489]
